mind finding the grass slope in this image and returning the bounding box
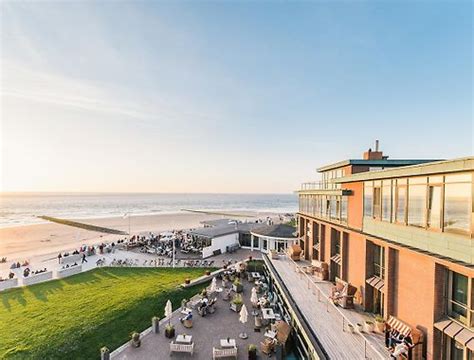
[0,267,210,359]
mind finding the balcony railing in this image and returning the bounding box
[300,181,341,191]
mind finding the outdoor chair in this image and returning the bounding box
[169,341,194,356]
[330,278,357,309]
[260,338,275,355]
[212,346,237,359]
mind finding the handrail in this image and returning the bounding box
[277,255,386,359]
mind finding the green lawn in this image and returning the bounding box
[0,267,211,359]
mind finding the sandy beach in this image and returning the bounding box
[0,210,274,263]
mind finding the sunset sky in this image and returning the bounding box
[1,1,472,193]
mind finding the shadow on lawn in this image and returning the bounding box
[1,288,27,310]
[27,279,64,302]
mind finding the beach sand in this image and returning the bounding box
[0,210,274,263]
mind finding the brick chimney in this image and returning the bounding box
[363,140,384,160]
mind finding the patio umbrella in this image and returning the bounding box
[250,288,258,305]
[165,299,173,325]
[239,304,249,339]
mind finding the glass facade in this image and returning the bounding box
[373,244,385,279]
[450,271,468,323]
[408,177,427,227]
[361,172,472,236]
[298,194,348,224]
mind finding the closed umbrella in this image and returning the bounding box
[210,277,217,293]
[239,304,249,339]
[165,299,173,325]
[250,288,258,305]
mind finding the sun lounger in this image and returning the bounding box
[212,346,237,359]
[170,341,194,356]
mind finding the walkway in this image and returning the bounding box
[269,255,390,359]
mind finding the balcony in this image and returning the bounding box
[300,181,341,191]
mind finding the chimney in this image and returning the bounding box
[363,140,384,160]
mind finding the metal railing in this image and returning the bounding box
[275,255,386,359]
[300,182,342,191]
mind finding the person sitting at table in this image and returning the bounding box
[180,311,192,323]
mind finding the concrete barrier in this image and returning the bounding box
[23,271,53,286]
[60,254,81,265]
[0,278,18,291]
[57,265,82,278]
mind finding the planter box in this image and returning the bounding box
[0,278,18,291]
[165,327,175,338]
[232,284,243,293]
[57,265,82,278]
[230,303,242,312]
[375,321,384,333]
[60,254,81,265]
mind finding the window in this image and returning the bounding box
[253,236,260,249]
[450,339,465,360]
[364,182,373,217]
[408,177,427,227]
[262,238,268,251]
[444,174,472,234]
[382,180,391,222]
[427,185,442,229]
[240,233,252,247]
[325,196,331,218]
[330,196,338,220]
[449,271,468,324]
[373,184,382,219]
[373,244,385,279]
[395,179,407,223]
[341,197,348,223]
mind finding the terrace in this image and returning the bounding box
[111,261,287,360]
[266,254,391,359]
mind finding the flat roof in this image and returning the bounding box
[189,222,264,238]
[333,157,474,183]
[317,159,441,172]
[251,224,299,239]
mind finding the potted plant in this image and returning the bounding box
[365,320,375,333]
[356,323,364,333]
[205,270,211,276]
[100,346,110,360]
[347,324,355,333]
[201,289,208,297]
[230,294,243,312]
[130,332,141,348]
[248,344,257,360]
[184,278,190,285]
[165,323,175,338]
[374,315,385,333]
[152,316,160,334]
[233,278,243,293]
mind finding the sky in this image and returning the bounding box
[0,1,472,193]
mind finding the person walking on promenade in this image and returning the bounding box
[82,253,88,264]
[58,253,62,264]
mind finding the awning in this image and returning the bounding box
[330,254,342,265]
[366,276,385,291]
[434,318,474,351]
[386,316,412,337]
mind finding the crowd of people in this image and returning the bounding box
[23,267,48,277]
[386,329,413,358]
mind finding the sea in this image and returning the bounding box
[0,193,298,228]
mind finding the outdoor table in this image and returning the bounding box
[180,307,192,315]
[251,272,261,279]
[262,308,276,320]
[264,330,277,339]
[220,339,236,348]
[176,334,193,344]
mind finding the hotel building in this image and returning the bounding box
[297,145,473,359]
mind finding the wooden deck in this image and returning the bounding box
[269,255,391,359]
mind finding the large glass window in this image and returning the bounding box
[364,182,373,217]
[450,272,468,324]
[382,180,391,222]
[396,180,407,223]
[330,196,338,220]
[253,236,260,249]
[240,233,252,247]
[444,174,472,234]
[373,244,385,279]
[408,177,427,227]
[341,197,348,223]
[373,184,382,219]
[427,185,442,229]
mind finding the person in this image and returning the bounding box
[82,253,87,264]
[9,272,14,279]
[391,342,409,358]
[180,312,192,323]
[58,253,62,264]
